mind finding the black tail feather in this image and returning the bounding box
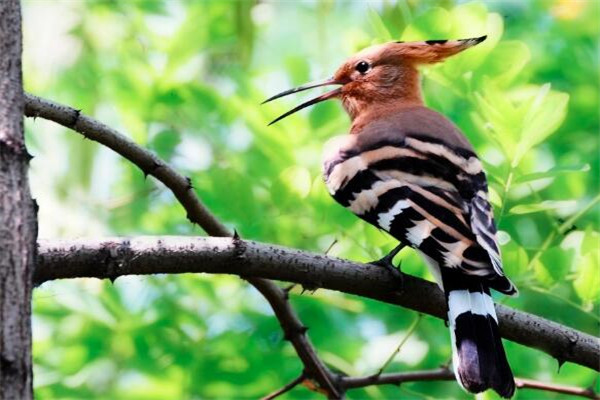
[444,271,515,398]
[453,310,515,397]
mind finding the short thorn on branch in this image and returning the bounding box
[142,161,161,179]
[283,284,297,300]
[185,176,194,190]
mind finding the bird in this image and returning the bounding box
[263,36,517,398]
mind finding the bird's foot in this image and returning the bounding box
[369,243,405,282]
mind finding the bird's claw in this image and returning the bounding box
[371,258,403,281]
[369,243,405,283]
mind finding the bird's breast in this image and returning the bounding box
[321,134,358,196]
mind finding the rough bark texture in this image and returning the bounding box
[0,0,35,398]
[35,237,600,373]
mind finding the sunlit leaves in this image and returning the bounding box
[563,229,600,307]
[573,252,600,307]
[534,246,575,285]
[401,7,452,41]
[472,82,569,168]
[515,164,590,184]
[500,239,529,278]
[367,9,393,43]
[477,41,530,87]
[509,200,578,215]
[513,84,569,167]
[150,128,180,159]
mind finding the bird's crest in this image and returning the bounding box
[356,36,487,65]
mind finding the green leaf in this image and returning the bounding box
[487,186,502,208]
[513,86,569,167]
[509,200,578,215]
[515,164,590,183]
[573,252,600,305]
[478,41,530,87]
[581,228,600,256]
[472,81,521,155]
[402,7,452,41]
[151,129,180,159]
[367,9,392,42]
[500,239,529,278]
[534,247,575,285]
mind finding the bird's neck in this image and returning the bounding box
[348,98,424,134]
[344,70,424,133]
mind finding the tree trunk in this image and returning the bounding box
[0,0,36,398]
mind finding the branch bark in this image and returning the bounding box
[0,1,36,398]
[24,94,341,398]
[35,236,600,373]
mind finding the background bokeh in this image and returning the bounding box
[24,0,598,399]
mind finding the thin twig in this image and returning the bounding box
[527,193,600,270]
[342,367,600,399]
[24,93,341,399]
[324,238,338,255]
[341,367,454,389]
[376,314,422,376]
[250,279,339,398]
[515,378,600,400]
[261,372,306,400]
[35,236,600,372]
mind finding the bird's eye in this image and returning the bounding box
[355,61,371,74]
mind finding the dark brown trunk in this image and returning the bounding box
[0,0,36,398]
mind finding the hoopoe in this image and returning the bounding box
[264,36,517,398]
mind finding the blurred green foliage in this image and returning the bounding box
[24,0,598,399]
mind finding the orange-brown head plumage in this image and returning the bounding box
[333,36,486,119]
[264,36,486,126]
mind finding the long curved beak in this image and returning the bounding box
[262,78,343,126]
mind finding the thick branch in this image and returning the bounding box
[0,1,35,398]
[35,236,600,372]
[24,94,341,398]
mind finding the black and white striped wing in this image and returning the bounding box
[470,190,503,275]
[323,135,515,294]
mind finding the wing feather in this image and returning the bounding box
[323,132,516,294]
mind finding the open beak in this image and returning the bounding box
[262,78,344,125]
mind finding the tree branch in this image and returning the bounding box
[24,94,341,398]
[514,378,599,400]
[341,367,455,389]
[261,372,306,400]
[35,236,600,373]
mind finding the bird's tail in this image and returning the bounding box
[443,272,515,398]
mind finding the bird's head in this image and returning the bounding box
[264,36,486,125]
